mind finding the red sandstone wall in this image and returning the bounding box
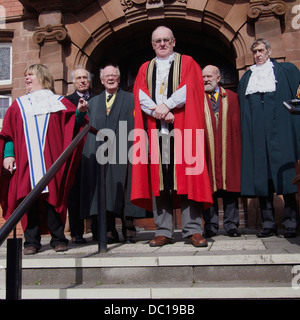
[0,0,25,236]
[0,0,23,17]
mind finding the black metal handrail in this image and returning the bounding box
[0,123,95,245]
[0,123,106,299]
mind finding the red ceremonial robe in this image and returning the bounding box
[0,97,86,232]
[131,54,213,211]
[204,87,241,193]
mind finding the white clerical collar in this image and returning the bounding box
[155,52,175,62]
[245,59,277,95]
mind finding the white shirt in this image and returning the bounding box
[139,53,186,133]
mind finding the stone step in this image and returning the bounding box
[3,252,300,285]
[1,284,299,299]
[1,230,300,299]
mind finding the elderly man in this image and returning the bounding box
[238,39,300,238]
[65,66,95,244]
[202,65,241,238]
[66,66,95,105]
[131,26,212,247]
[80,64,146,244]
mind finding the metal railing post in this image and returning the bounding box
[6,232,22,300]
[97,162,107,253]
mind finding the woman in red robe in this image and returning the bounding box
[0,64,88,254]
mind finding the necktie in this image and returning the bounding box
[210,91,217,106]
[82,94,88,100]
[106,94,114,115]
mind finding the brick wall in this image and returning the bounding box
[0,0,23,18]
[0,0,24,237]
[0,206,24,237]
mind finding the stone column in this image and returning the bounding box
[247,0,287,60]
[33,11,69,95]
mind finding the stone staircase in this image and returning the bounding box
[1,229,300,299]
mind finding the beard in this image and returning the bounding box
[204,79,218,93]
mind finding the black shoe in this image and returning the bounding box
[203,230,217,238]
[284,228,297,238]
[227,229,241,237]
[124,236,136,244]
[257,228,277,238]
[72,236,87,244]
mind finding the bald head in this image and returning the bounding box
[151,26,174,41]
[151,26,176,59]
[202,65,221,93]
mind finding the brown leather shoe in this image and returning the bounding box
[54,244,68,252]
[189,233,208,247]
[24,246,37,255]
[149,236,172,247]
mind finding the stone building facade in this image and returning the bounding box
[0,0,299,233]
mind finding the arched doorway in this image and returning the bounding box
[87,19,238,94]
[82,17,243,230]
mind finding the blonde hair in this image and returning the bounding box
[24,64,54,92]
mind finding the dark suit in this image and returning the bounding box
[65,90,95,107]
[80,89,147,240]
[65,90,95,239]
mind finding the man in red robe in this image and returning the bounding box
[131,26,212,247]
[202,65,241,238]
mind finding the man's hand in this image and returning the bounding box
[77,97,89,113]
[164,112,174,123]
[149,103,170,119]
[3,157,16,174]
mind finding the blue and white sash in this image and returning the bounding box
[17,90,66,192]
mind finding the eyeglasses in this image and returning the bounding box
[102,74,119,79]
[152,37,173,45]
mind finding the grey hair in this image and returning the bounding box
[250,38,271,52]
[70,65,92,82]
[99,64,121,78]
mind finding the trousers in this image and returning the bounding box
[152,190,204,239]
[203,191,239,233]
[259,193,299,230]
[258,179,299,230]
[24,199,68,250]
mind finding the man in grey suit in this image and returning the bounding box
[80,64,147,243]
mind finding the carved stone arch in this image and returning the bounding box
[64,0,259,92]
